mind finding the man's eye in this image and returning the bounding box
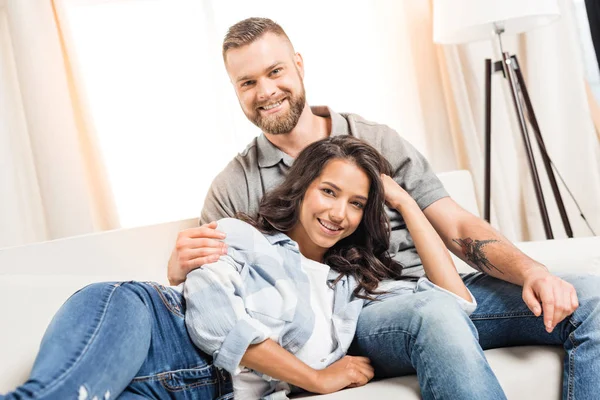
[271,68,281,75]
[241,81,254,87]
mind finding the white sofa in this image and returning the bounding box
[1,170,599,399]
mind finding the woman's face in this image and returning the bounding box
[292,158,370,261]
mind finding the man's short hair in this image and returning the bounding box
[222,17,292,61]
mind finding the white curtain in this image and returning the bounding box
[1,0,598,248]
[0,0,118,249]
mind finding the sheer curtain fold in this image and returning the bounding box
[0,8,47,247]
[0,0,117,249]
[585,80,600,141]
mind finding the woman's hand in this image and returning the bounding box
[310,356,375,394]
[381,174,415,211]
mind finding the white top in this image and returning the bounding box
[294,255,336,368]
[233,255,336,399]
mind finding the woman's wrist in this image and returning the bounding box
[391,196,419,214]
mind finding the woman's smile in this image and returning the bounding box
[317,218,344,235]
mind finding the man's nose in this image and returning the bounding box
[256,78,277,101]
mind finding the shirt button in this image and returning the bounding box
[320,358,326,362]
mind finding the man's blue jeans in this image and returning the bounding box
[351,272,600,400]
[2,282,233,400]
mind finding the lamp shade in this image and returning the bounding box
[433,0,560,44]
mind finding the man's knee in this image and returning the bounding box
[357,291,476,339]
[566,274,600,323]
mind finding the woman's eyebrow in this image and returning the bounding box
[322,181,368,201]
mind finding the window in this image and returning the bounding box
[61,0,421,228]
[62,0,244,227]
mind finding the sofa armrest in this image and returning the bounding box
[515,237,600,275]
[453,237,600,276]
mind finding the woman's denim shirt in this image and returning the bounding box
[183,218,477,376]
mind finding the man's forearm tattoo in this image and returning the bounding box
[452,238,503,274]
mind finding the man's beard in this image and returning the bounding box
[250,86,306,135]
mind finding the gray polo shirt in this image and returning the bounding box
[200,106,449,278]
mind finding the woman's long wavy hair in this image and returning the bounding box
[238,135,406,299]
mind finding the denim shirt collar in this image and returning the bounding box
[265,231,348,285]
[264,231,298,250]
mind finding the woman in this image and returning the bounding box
[183,135,475,399]
[2,136,474,400]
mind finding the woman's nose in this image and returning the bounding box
[329,203,345,223]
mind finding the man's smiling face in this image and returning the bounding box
[225,32,306,135]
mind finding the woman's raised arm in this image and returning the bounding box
[381,174,472,302]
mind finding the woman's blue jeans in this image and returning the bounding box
[350,273,600,400]
[2,282,233,400]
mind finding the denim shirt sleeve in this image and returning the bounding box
[183,219,273,375]
[184,257,271,374]
[415,277,478,315]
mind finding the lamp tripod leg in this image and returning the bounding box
[510,55,574,238]
[502,52,554,239]
[484,59,492,222]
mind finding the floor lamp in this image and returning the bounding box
[433,0,573,239]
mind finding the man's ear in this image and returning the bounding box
[294,52,305,79]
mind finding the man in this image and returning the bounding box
[169,17,599,399]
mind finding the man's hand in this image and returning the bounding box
[167,221,227,285]
[309,356,374,394]
[522,268,579,333]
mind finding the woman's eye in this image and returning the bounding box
[352,201,365,209]
[322,188,335,196]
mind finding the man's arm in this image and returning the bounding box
[423,198,539,285]
[167,159,249,285]
[423,197,579,332]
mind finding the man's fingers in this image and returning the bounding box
[540,285,555,332]
[195,254,222,266]
[571,289,579,309]
[177,237,227,253]
[522,287,542,317]
[183,225,226,239]
[183,254,222,272]
[185,245,227,260]
[551,286,566,332]
[191,237,227,249]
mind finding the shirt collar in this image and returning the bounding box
[256,106,349,168]
[265,230,350,284]
[264,231,297,249]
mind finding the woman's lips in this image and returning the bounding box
[317,218,343,236]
